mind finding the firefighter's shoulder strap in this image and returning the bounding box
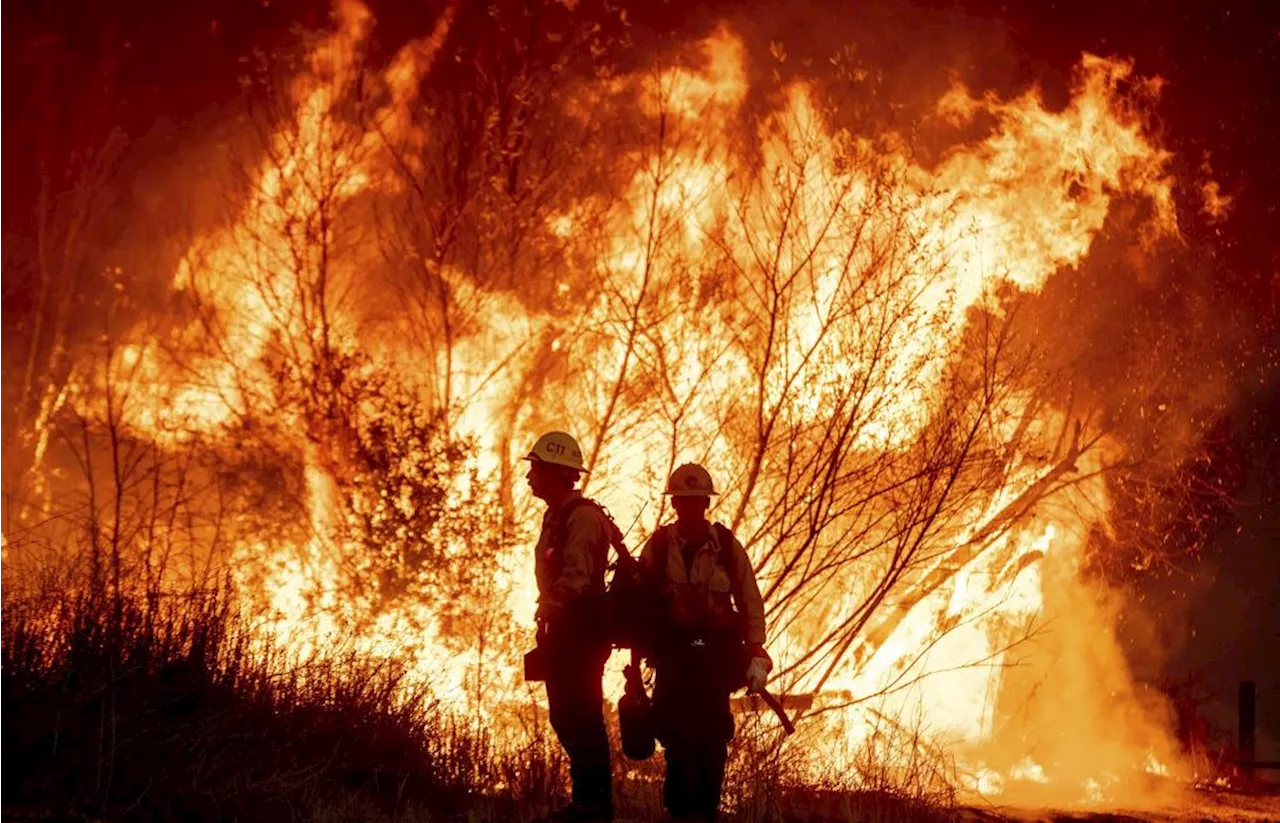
[551,497,637,574]
[650,521,739,581]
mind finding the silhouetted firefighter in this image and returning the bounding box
[637,463,772,823]
[522,431,616,822]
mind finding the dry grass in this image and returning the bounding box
[2,571,959,822]
[716,709,959,823]
[2,574,491,822]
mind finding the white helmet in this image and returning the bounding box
[664,463,718,497]
[522,431,589,474]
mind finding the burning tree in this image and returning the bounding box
[514,37,1188,799]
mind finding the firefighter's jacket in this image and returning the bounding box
[638,522,766,647]
[534,491,610,615]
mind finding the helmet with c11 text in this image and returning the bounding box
[522,431,590,474]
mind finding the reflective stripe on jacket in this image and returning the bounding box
[638,522,766,646]
[534,491,610,612]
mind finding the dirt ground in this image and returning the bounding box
[965,788,1280,822]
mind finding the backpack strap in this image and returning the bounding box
[548,497,590,579]
[712,522,738,581]
[550,497,635,577]
[550,498,589,549]
[649,523,671,584]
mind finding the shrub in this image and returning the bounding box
[1,576,488,822]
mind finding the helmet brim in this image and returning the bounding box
[522,453,590,475]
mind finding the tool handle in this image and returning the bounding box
[757,689,796,736]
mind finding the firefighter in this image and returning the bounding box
[638,463,771,823]
[524,431,614,822]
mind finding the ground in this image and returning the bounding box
[967,787,1280,822]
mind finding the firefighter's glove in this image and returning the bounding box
[746,656,771,693]
[535,600,564,625]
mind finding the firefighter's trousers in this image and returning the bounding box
[545,639,612,812]
[652,638,737,822]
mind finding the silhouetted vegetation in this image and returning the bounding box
[2,573,498,822]
[2,568,961,822]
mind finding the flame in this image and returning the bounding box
[25,4,1209,810]
[1199,179,1233,221]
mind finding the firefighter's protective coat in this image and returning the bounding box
[534,491,610,617]
[639,523,766,646]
